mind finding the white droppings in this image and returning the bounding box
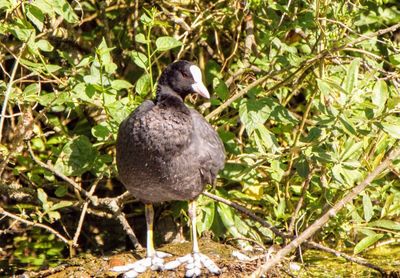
[164,260,181,270]
[123,270,138,278]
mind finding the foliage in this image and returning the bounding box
[1,0,400,273]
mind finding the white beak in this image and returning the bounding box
[189,65,210,99]
[191,82,210,99]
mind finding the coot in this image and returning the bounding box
[113,61,225,277]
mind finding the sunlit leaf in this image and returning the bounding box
[354,234,383,254]
[362,193,373,222]
[36,39,54,52]
[344,58,360,94]
[26,4,44,31]
[129,51,148,69]
[372,80,388,115]
[381,123,400,139]
[55,136,97,176]
[111,80,133,90]
[53,0,78,23]
[155,36,182,51]
[135,74,151,96]
[37,188,48,205]
[369,219,400,231]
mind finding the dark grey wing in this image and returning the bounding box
[189,109,225,185]
[117,100,155,149]
[116,100,155,181]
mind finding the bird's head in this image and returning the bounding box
[157,60,210,100]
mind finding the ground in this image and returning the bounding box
[21,240,284,278]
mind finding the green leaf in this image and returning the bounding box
[372,80,388,115]
[0,0,11,10]
[155,36,182,52]
[274,198,286,219]
[216,203,242,239]
[45,64,62,73]
[135,73,151,96]
[140,13,152,25]
[53,0,78,23]
[381,194,394,218]
[76,57,92,68]
[51,200,73,211]
[23,83,39,102]
[129,51,148,69]
[47,211,61,221]
[344,58,360,94]
[381,123,400,139]
[196,195,215,234]
[37,188,48,204]
[369,220,400,231]
[32,0,54,15]
[213,77,229,100]
[354,234,383,254]
[55,185,68,197]
[96,38,114,64]
[341,140,363,161]
[362,193,373,222]
[26,4,44,31]
[111,80,133,90]
[254,124,279,154]
[91,123,111,141]
[295,156,309,178]
[54,136,97,176]
[135,33,148,44]
[9,19,35,42]
[36,39,54,52]
[239,97,274,134]
[339,115,357,136]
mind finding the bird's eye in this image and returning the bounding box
[181,70,189,78]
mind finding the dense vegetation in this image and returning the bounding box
[1,0,400,275]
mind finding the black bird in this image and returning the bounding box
[113,61,225,277]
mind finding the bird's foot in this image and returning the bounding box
[111,251,171,278]
[164,252,220,277]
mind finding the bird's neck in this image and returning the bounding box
[155,85,185,106]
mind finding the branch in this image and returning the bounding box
[0,43,26,142]
[202,191,387,275]
[0,207,70,245]
[72,176,102,246]
[305,241,386,274]
[251,145,400,276]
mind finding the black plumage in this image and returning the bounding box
[116,61,225,204]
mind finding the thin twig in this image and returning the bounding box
[72,176,102,246]
[288,169,315,234]
[0,207,70,245]
[0,43,26,142]
[104,197,144,251]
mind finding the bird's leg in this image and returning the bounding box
[165,200,221,277]
[111,204,171,278]
[145,203,156,257]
